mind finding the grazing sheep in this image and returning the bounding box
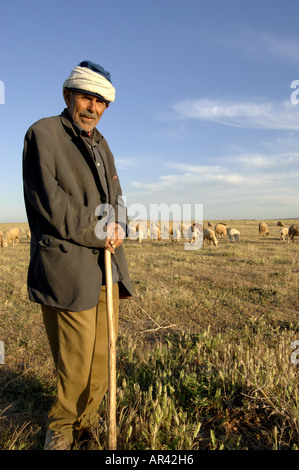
[259,222,269,237]
[203,228,218,246]
[187,225,200,244]
[128,223,137,239]
[0,230,4,248]
[150,223,161,241]
[180,223,190,239]
[288,224,299,243]
[280,227,289,241]
[3,227,20,247]
[215,223,227,238]
[227,228,240,242]
[172,228,181,243]
[207,221,214,230]
[137,224,147,243]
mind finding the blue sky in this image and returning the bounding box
[1,0,299,222]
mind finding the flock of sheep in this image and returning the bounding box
[1,220,298,249]
[259,221,299,243]
[128,220,299,246]
[127,221,241,246]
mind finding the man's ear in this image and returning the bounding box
[63,88,72,106]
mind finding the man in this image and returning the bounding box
[22,61,133,450]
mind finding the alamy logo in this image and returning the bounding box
[0,81,4,104]
[290,80,299,105]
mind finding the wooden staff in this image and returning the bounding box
[104,248,117,450]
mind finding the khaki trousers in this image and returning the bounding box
[41,283,119,444]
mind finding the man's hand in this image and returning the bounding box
[105,222,125,253]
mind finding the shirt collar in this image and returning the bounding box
[61,108,102,144]
[71,117,94,139]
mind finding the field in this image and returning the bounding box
[0,219,298,450]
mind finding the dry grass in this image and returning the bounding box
[0,219,298,450]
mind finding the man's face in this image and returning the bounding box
[63,89,108,132]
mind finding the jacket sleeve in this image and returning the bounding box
[23,125,107,248]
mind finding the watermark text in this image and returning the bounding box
[95,199,203,250]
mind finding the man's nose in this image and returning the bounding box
[87,99,97,112]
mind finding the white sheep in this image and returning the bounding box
[187,225,200,244]
[150,223,161,240]
[280,227,289,241]
[137,224,147,243]
[172,228,181,243]
[227,228,240,242]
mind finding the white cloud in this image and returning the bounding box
[227,152,299,170]
[173,98,299,130]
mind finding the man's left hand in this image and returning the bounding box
[105,223,125,253]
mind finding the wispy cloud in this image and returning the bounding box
[214,27,299,65]
[262,34,299,62]
[173,98,299,130]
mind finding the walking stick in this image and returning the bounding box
[104,248,117,450]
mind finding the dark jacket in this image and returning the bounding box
[22,109,133,311]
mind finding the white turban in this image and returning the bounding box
[63,64,115,103]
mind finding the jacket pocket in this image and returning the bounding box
[39,235,71,253]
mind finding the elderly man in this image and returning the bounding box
[22,61,133,450]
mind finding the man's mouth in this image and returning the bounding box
[80,113,97,120]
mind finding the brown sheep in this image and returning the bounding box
[215,223,227,238]
[0,230,4,248]
[288,224,299,243]
[259,222,269,237]
[3,227,20,247]
[203,228,218,246]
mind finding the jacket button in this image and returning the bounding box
[92,249,98,254]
